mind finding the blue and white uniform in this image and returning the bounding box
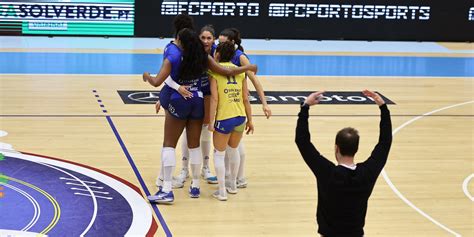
[230,49,248,67]
[160,42,204,120]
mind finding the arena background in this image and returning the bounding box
[1,0,473,41]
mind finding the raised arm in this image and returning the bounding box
[240,55,272,119]
[208,55,257,76]
[143,59,172,87]
[295,91,335,177]
[362,90,393,176]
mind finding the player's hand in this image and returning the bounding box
[245,121,254,135]
[304,91,325,106]
[262,105,272,119]
[362,90,385,106]
[143,72,151,82]
[208,123,215,132]
[178,85,193,99]
[155,101,161,114]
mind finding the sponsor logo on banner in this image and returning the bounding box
[267,4,430,20]
[29,21,67,30]
[0,2,134,23]
[160,1,430,21]
[118,91,395,105]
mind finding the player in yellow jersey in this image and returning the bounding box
[219,28,270,189]
[208,41,254,201]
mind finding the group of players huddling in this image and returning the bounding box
[142,14,271,203]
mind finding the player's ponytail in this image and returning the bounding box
[220,28,244,52]
[177,28,208,82]
[230,28,244,52]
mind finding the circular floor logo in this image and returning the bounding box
[0,149,156,236]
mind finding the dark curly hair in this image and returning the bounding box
[177,28,208,82]
[216,41,235,63]
[173,14,195,38]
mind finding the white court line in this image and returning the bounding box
[462,174,474,202]
[383,100,474,237]
[3,183,40,232]
[41,163,98,237]
[74,193,113,200]
[65,182,104,189]
[60,177,97,184]
[70,188,110,195]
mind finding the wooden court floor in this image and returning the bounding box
[0,72,472,236]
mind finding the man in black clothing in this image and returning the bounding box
[295,90,392,237]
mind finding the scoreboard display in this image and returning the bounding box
[0,0,134,36]
[135,0,474,41]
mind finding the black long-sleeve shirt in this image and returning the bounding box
[295,104,392,237]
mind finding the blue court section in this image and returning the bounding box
[0,155,134,236]
[1,52,473,77]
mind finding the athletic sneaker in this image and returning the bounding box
[172,168,189,189]
[189,186,200,198]
[225,179,238,194]
[201,166,218,184]
[212,190,228,201]
[156,177,164,188]
[236,178,248,188]
[178,168,190,180]
[148,190,174,203]
[172,177,184,189]
[156,186,162,193]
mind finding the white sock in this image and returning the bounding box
[201,125,211,168]
[163,172,172,193]
[224,145,231,177]
[227,147,240,189]
[213,150,226,196]
[162,147,176,193]
[156,156,164,186]
[189,147,202,187]
[181,133,189,170]
[237,142,246,180]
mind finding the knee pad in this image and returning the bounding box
[162,147,176,167]
[201,125,211,142]
[189,147,203,165]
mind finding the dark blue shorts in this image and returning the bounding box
[159,85,172,109]
[201,77,210,96]
[214,116,246,134]
[167,91,204,120]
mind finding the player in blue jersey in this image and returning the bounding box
[157,25,219,188]
[218,28,271,189]
[143,25,257,203]
[172,25,219,188]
